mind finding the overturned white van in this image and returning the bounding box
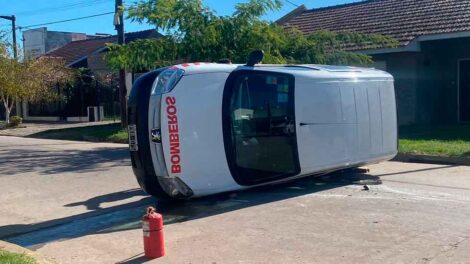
[128,60,397,199]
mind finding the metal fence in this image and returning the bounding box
[27,77,121,121]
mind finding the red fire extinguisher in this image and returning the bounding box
[142,206,165,259]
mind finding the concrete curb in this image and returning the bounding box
[0,240,56,264]
[393,153,470,166]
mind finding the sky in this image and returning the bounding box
[1,0,360,42]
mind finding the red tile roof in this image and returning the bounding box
[278,0,470,48]
[43,29,162,66]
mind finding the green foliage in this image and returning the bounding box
[399,125,470,157]
[234,0,282,21]
[0,30,15,59]
[106,38,178,71]
[0,250,37,264]
[106,0,398,71]
[0,43,6,58]
[0,51,73,123]
[0,30,7,57]
[8,115,22,127]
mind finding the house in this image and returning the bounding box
[278,0,470,126]
[20,29,162,122]
[22,27,96,59]
[43,29,161,73]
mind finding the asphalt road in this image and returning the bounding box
[1,136,470,264]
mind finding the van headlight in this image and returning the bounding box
[151,68,184,95]
[157,177,194,198]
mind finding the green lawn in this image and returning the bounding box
[0,251,36,264]
[30,123,128,144]
[399,125,470,157]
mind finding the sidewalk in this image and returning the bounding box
[393,153,470,166]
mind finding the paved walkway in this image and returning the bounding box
[0,121,118,137]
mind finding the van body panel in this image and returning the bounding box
[132,63,397,198]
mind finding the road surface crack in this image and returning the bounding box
[419,235,470,263]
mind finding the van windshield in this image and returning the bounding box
[223,70,300,185]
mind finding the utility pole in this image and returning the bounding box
[0,15,17,59]
[114,0,127,127]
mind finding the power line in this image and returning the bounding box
[17,1,105,16]
[284,0,300,7]
[15,0,113,17]
[19,12,115,28]
[0,29,13,37]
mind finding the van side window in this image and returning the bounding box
[223,71,300,185]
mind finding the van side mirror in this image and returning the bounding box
[218,58,232,64]
[246,50,264,67]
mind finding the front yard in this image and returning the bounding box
[30,123,128,143]
[399,125,470,157]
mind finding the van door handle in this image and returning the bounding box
[299,122,316,126]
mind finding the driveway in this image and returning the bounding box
[1,136,470,263]
[0,136,148,239]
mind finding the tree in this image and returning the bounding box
[105,0,397,72]
[0,43,6,59]
[0,55,73,123]
[0,31,7,58]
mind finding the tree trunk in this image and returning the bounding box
[3,97,15,124]
[2,97,10,123]
[5,108,10,124]
[8,100,15,124]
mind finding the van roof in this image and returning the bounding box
[171,62,387,76]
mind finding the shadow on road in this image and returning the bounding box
[116,253,148,264]
[0,189,152,240]
[1,170,381,249]
[65,189,145,210]
[0,146,130,175]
